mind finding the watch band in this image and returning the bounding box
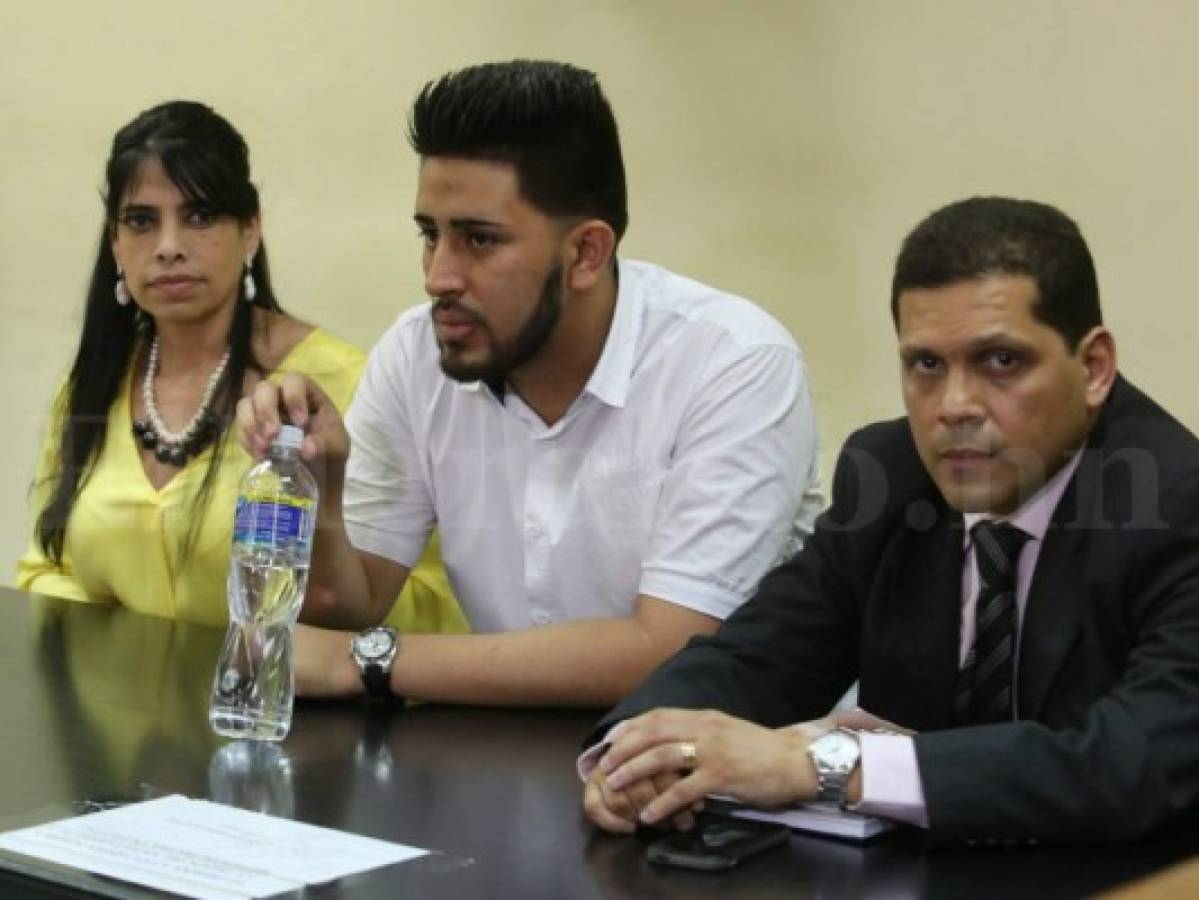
[360,661,392,699]
[807,727,861,808]
[816,772,851,804]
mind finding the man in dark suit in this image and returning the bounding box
[581,196,1199,843]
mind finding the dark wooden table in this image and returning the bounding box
[0,588,1195,899]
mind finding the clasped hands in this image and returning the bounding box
[583,707,897,834]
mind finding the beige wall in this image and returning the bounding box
[4,0,1198,578]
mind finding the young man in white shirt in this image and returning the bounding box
[238,60,821,708]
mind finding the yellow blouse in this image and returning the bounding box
[16,328,467,635]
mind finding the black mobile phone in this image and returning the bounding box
[644,816,790,871]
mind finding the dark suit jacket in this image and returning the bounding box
[595,376,1199,843]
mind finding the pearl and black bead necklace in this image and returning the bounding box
[131,335,230,467]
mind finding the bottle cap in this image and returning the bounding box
[273,424,304,451]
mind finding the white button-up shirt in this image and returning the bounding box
[343,260,822,633]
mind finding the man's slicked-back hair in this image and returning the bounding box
[891,196,1102,349]
[408,59,628,242]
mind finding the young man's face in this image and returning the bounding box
[414,158,567,384]
[898,274,1107,515]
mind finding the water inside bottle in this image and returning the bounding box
[209,549,310,741]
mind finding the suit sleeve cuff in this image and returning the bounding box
[850,732,930,828]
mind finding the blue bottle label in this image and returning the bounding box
[233,498,311,547]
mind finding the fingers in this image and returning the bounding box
[593,709,809,831]
[583,768,700,835]
[653,774,698,832]
[595,709,727,829]
[279,373,317,428]
[234,375,335,460]
[236,378,287,457]
[583,771,637,834]
[600,740,712,829]
[639,771,708,827]
[235,389,275,459]
[604,741,695,792]
[599,708,722,774]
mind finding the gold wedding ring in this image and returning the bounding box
[678,741,698,770]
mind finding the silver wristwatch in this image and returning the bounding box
[350,626,399,699]
[806,728,861,806]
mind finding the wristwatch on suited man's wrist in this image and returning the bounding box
[806,727,861,807]
[350,626,399,699]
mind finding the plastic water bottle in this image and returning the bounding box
[209,424,317,741]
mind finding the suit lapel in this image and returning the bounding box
[1018,445,1096,720]
[1017,539,1084,720]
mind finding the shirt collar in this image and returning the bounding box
[448,259,638,409]
[579,258,639,409]
[963,447,1084,546]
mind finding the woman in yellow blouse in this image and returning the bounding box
[17,101,464,634]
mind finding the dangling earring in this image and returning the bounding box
[243,258,257,302]
[115,267,130,306]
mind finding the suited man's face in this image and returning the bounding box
[897,275,1115,514]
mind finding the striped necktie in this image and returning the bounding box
[953,520,1030,725]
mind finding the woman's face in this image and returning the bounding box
[111,157,260,329]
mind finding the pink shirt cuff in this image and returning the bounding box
[852,731,929,828]
[577,723,625,780]
[578,741,606,780]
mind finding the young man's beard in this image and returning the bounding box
[436,265,563,385]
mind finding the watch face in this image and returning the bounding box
[812,732,859,768]
[355,629,395,660]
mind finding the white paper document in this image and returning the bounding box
[0,794,427,899]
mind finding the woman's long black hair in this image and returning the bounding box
[36,101,284,564]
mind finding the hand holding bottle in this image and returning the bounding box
[236,374,350,484]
